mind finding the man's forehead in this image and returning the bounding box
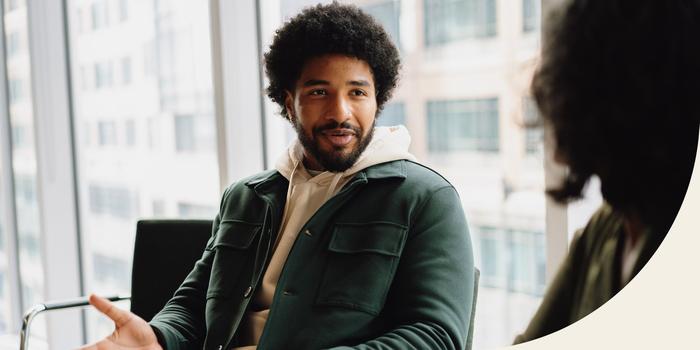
[295,54,374,85]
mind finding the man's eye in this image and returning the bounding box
[310,89,326,96]
[351,89,367,96]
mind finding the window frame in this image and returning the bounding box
[0,0,23,333]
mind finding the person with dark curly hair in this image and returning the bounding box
[79,3,475,350]
[514,0,700,343]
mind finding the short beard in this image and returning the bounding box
[294,119,375,172]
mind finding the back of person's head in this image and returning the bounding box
[264,2,401,121]
[532,0,700,233]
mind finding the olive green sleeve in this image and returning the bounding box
[513,229,585,344]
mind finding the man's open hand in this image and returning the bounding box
[76,294,163,350]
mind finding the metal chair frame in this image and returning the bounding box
[20,295,130,350]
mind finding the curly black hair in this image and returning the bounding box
[533,0,700,233]
[264,2,401,121]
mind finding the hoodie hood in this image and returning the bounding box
[275,125,416,216]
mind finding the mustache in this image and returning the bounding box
[313,121,362,135]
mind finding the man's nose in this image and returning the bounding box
[325,95,352,121]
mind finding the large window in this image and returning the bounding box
[424,0,497,46]
[67,0,219,341]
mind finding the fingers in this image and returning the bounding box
[89,294,133,328]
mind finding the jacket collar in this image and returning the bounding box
[245,160,408,189]
[363,159,407,180]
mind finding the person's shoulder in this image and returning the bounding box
[221,169,283,197]
[572,202,624,252]
[580,203,623,235]
[401,160,455,190]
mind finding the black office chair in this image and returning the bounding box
[19,219,212,350]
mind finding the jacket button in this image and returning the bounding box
[304,229,312,236]
[243,286,252,298]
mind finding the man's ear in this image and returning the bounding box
[284,90,294,121]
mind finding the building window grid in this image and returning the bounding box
[121,56,132,85]
[523,97,543,154]
[8,79,23,103]
[97,120,117,146]
[6,31,20,57]
[125,119,136,146]
[88,185,138,219]
[118,0,129,22]
[90,0,109,31]
[427,98,500,153]
[11,125,25,148]
[174,114,195,152]
[6,0,20,12]
[478,226,546,296]
[94,61,114,89]
[363,0,401,50]
[424,0,497,46]
[522,0,540,33]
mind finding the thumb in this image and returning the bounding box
[89,294,133,328]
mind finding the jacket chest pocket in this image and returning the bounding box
[316,222,407,315]
[206,220,262,299]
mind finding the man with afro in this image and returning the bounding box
[80,3,475,350]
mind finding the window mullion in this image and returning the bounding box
[26,0,83,347]
[0,0,24,331]
[209,0,265,189]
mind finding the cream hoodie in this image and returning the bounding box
[234,126,416,349]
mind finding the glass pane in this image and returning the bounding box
[261,0,543,347]
[376,102,405,127]
[66,0,219,341]
[4,0,47,339]
[424,0,497,46]
[522,0,540,33]
[0,136,10,334]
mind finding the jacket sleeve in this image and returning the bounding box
[328,186,475,350]
[148,188,231,350]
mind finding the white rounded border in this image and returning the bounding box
[505,129,700,350]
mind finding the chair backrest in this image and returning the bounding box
[130,219,212,321]
[465,267,480,350]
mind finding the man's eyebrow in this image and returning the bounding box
[348,80,371,87]
[302,79,329,87]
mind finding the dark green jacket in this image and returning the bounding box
[513,204,665,344]
[150,160,475,350]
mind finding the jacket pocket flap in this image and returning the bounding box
[328,223,407,257]
[209,220,261,250]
